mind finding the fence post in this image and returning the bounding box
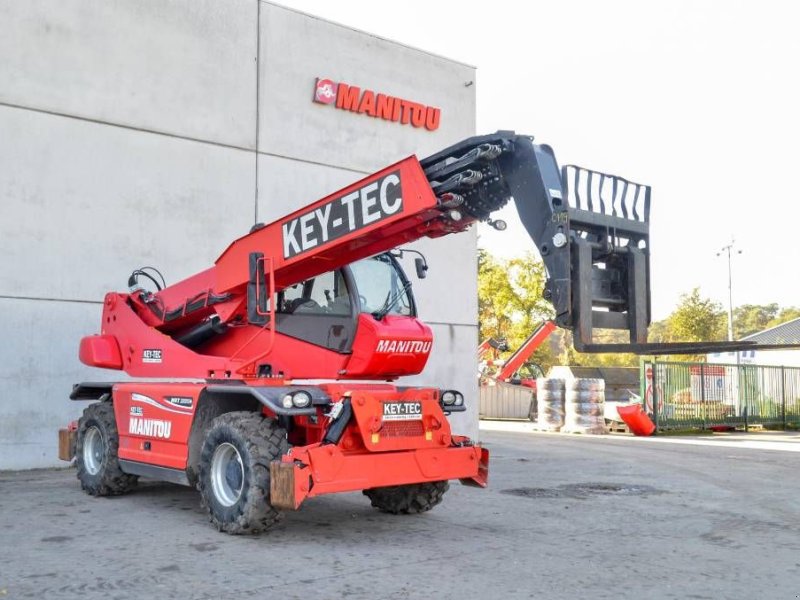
[700,363,706,431]
[652,362,659,434]
[744,368,749,432]
[782,366,787,430]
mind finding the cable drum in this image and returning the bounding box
[562,378,607,434]
[536,378,565,431]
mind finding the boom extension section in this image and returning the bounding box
[420,131,654,352]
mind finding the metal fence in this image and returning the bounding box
[479,381,535,420]
[641,361,800,431]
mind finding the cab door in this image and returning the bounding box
[275,268,358,352]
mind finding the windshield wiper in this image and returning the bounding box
[371,281,412,321]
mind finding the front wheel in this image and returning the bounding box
[198,412,288,535]
[363,481,449,514]
[76,401,138,496]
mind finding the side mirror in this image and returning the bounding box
[415,257,428,279]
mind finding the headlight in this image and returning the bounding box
[454,392,464,406]
[281,391,312,409]
[442,391,456,405]
[292,391,312,408]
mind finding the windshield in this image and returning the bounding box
[349,255,414,317]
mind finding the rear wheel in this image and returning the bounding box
[198,412,287,534]
[363,481,449,514]
[76,401,138,496]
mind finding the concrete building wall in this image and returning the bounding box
[0,1,477,469]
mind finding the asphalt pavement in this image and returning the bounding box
[2,427,799,599]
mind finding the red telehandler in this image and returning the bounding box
[60,131,746,533]
[478,322,555,421]
[492,321,556,386]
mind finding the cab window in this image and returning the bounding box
[277,270,351,316]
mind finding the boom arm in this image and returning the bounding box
[121,131,786,357]
[138,131,654,348]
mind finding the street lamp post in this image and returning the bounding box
[716,239,742,341]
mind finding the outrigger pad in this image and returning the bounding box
[270,461,301,511]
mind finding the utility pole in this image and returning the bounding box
[716,239,742,341]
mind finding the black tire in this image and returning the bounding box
[363,481,449,515]
[76,401,138,496]
[197,411,287,535]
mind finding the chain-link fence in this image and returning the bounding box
[641,361,800,431]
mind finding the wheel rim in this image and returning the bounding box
[210,443,244,507]
[83,426,104,475]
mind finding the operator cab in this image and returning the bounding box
[275,252,417,352]
[510,362,545,387]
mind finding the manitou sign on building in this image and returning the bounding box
[314,77,442,131]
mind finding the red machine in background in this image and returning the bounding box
[478,322,556,422]
[489,321,557,389]
[478,337,509,363]
[60,131,660,534]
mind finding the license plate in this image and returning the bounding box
[382,401,422,421]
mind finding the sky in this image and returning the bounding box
[274,0,799,320]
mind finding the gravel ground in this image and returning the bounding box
[1,428,799,599]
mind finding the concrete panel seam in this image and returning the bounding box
[0,294,103,305]
[0,101,254,155]
[256,150,371,176]
[259,1,476,69]
[254,0,262,224]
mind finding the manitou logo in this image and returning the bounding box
[314,78,337,104]
[375,340,432,354]
[282,171,402,258]
[312,78,441,131]
[129,417,172,439]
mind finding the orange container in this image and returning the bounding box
[617,404,656,436]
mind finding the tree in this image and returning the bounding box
[477,249,517,345]
[477,250,556,371]
[727,303,800,339]
[764,307,800,332]
[665,288,727,343]
[733,303,780,338]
